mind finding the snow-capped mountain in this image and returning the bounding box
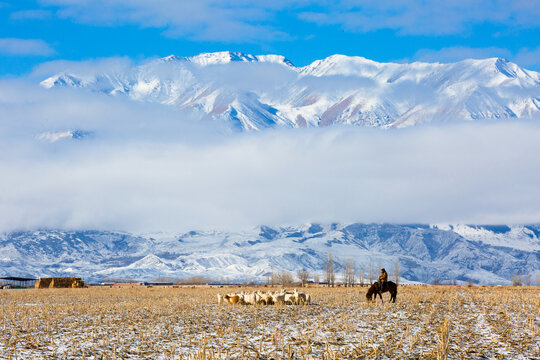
[41,51,540,131]
[2,223,539,285]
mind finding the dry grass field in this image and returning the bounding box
[0,285,538,359]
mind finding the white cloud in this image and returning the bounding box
[10,9,52,20]
[299,0,540,35]
[39,0,295,42]
[0,38,55,56]
[22,1,540,44]
[30,57,134,79]
[514,46,540,70]
[1,78,540,233]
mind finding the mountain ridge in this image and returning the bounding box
[40,52,540,131]
[2,223,539,285]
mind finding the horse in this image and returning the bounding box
[366,281,397,303]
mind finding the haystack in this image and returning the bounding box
[35,277,85,288]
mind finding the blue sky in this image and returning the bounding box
[1,0,539,76]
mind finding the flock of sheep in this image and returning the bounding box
[217,288,311,305]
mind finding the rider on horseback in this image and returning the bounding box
[378,268,388,293]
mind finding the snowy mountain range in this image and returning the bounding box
[2,223,539,285]
[41,51,540,131]
[16,53,540,286]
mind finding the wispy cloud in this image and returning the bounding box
[299,0,540,36]
[0,38,55,56]
[514,46,540,69]
[31,0,540,44]
[30,57,134,79]
[10,9,52,20]
[1,78,540,232]
[40,0,296,42]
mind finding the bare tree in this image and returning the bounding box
[394,260,400,285]
[512,273,522,286]
[343,258,356,287]
[369,259,373,285]
[324,252,335,287]
[280,271,294,286]
[297,268,310,287]
[270,271,281,286]
[179,276,211,285]
[313,273,320,284]
[341,260,347,287]
[358,266,365,286]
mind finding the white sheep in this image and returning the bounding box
[271,291,286,304]
[294,289,308,305]
[258,291,274,305]
[284,292,297,305]
[243,292,262,305]
[219,289,310,306]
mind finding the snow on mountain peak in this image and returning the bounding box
[39,52,540,131]
[159,55,184,62]
[300,54,390,77]
[157,51,294,67]
[40,73,83,89]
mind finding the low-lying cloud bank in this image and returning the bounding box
[1,79,540,233]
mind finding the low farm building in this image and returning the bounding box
[0,277,37,288]
[35,277,85,288]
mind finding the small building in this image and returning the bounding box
[35,277,85,288]
[0,277,37,288]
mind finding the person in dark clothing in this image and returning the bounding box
[378,268,388,292]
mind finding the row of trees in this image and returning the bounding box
[512,273,538,286]
[267,253,400,287]
[323,253,400,287]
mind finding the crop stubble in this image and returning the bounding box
[0,285,538,359]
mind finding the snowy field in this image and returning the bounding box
[0,285,538,359]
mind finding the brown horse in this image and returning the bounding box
[366,281,397,303]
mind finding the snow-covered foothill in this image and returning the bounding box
[1,223,538,285]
